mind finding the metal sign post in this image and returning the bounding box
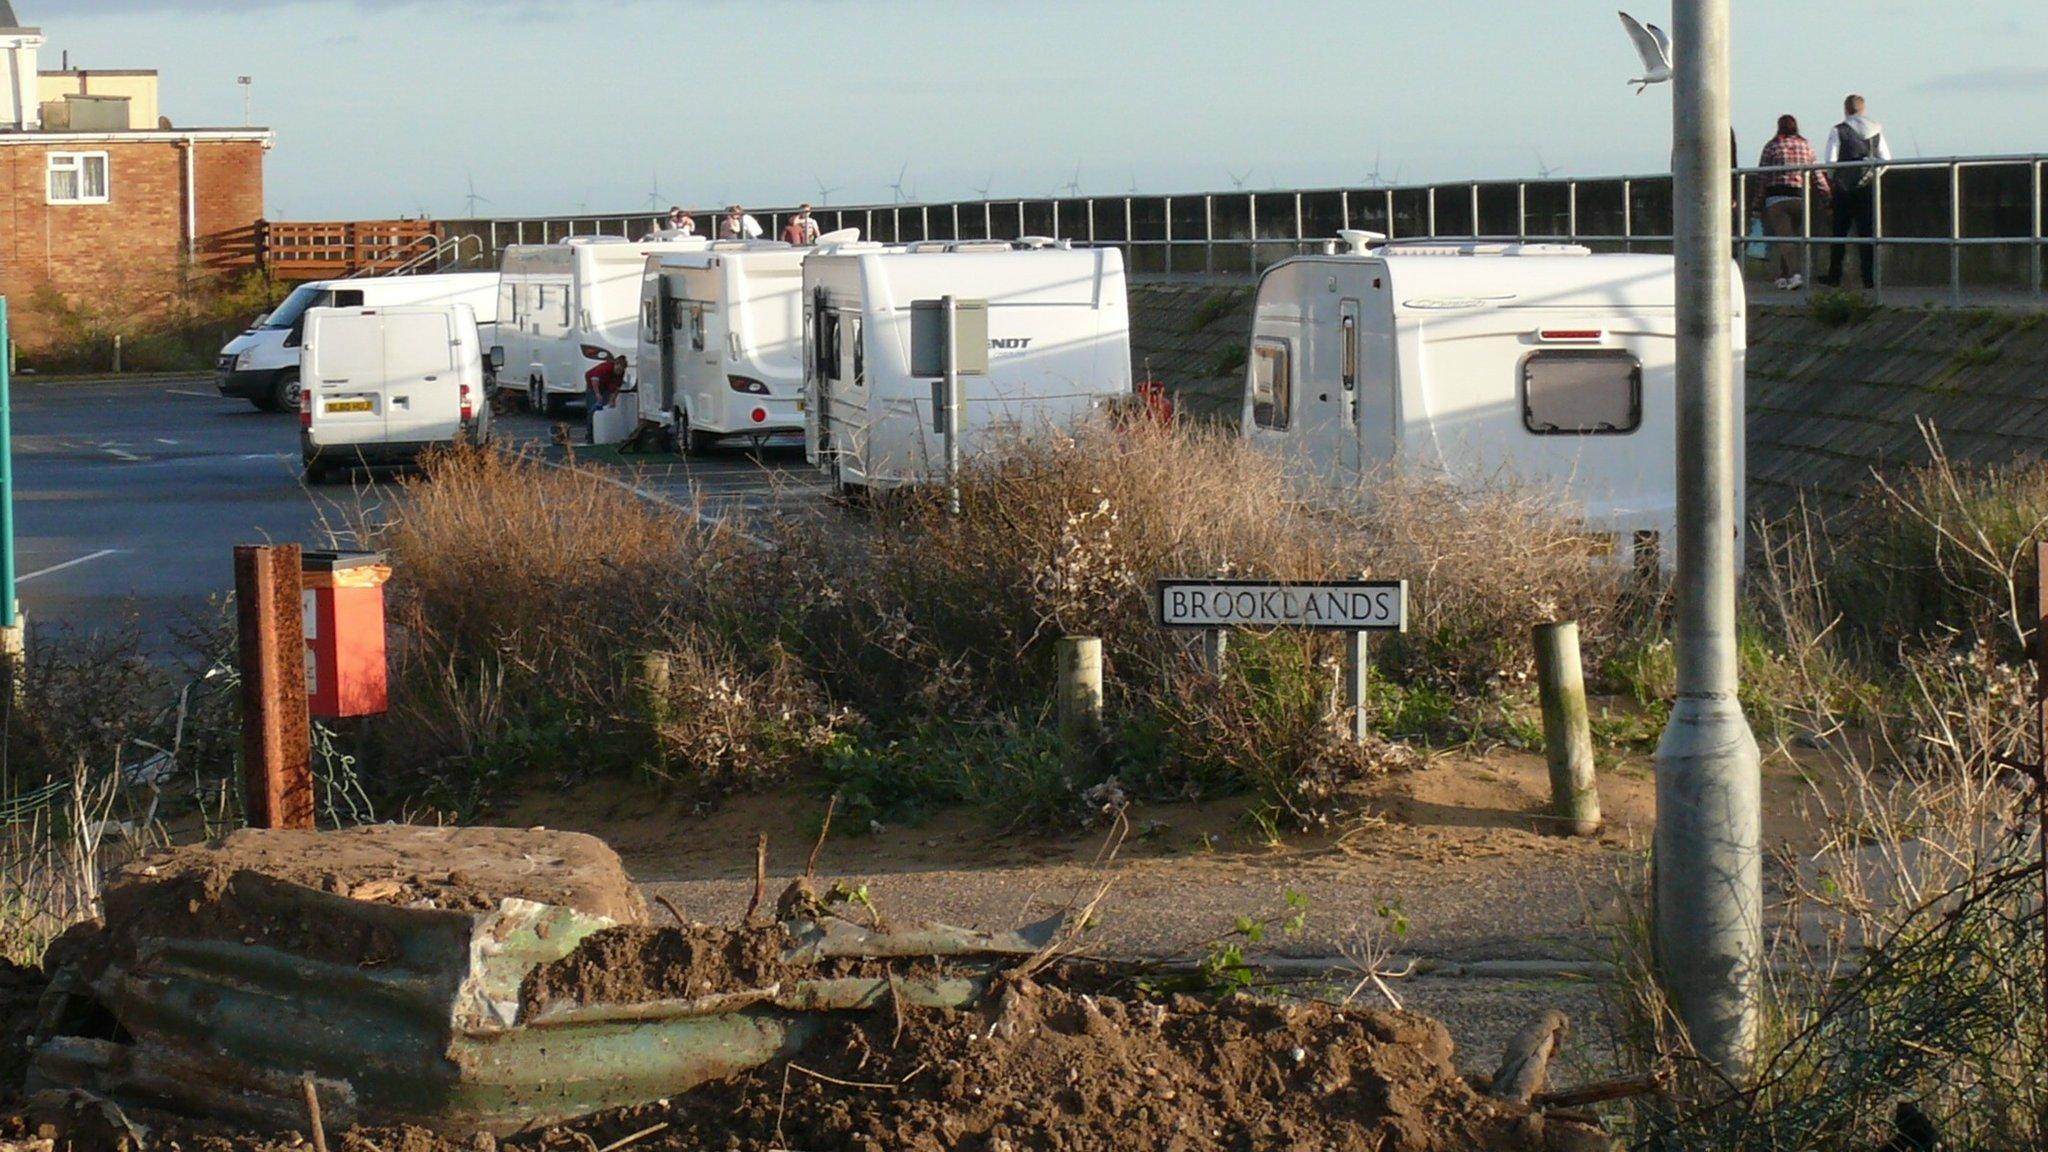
[944,294,961,516]
[1654,0,1762,1079]
[1157,578,1407,743]
[0,296,19,682]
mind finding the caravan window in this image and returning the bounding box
[1251,338,1292,430]
[690,304,707,351]
[819,311,843,382]
[1522,351,1641,435]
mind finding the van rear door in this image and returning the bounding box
[381,310,461,444]
[306,310,386,445]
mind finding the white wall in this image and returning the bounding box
[1,32,41,131]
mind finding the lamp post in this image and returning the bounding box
[1654,0,1762,1078]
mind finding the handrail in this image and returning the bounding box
[396,151,2048,301]
[355,232,483,279]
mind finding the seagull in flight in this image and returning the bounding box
[1618,11,1672,93]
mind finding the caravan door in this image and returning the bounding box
[1293,293,1352,479]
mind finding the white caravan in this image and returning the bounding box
[633,240,810,453]
[299,304,490,483]
[496,236,710,415]
[1241,234,1743,551]
[804,240,1132,490]
[217,272,499,412]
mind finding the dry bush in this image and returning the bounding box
[643,640,854,794]
[1604,467,2046,1150]
[789,417,1627,713]
[363,427,1634,817]
[1828,424,2048,657]
[3,626,165,790]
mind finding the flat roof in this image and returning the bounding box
[0,128,273,144]
[40,69,159,78]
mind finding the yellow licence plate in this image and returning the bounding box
[326,399,373,413]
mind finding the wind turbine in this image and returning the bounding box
[812,174,841,205]
[1227,167,1252,191]
[971,172,994,199]
[463,172,492,217]
[1365,151,1392,189]
[1127,172,1140,195]
[1535,150,1560,178]
[645,171,664,212]
[1061,164,1082,198]
[1617,11,1673,94]
[889,162,912,204]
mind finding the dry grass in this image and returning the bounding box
[351,423,1641,822]
[1603,453,2047,1150]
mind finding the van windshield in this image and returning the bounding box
[261,285,327,330]
[262,285,368,330]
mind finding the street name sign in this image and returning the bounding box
[1154,579,1408,632]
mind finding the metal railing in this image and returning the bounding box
[412,153,2046,302]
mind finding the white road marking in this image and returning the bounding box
[165,389,217,399]
[105,448,145,462]
[155,438,180,445]
[20,549,120,584]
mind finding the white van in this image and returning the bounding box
[1242,233,1745,549]
[216,272,499,412]
[496,236,710,416]
[299,304,490,484]
[804,240,1132,490]
[633,240,816,453]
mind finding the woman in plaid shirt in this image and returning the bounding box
[1756,115,1831,290]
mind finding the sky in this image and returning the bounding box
[28,0,2048,220]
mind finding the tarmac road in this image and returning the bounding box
[12,374,820,652]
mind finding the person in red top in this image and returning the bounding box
[1755,115,1831,290]
[781,204,820,246]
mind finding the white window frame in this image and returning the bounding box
[47,152,111,206]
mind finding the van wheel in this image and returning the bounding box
[303,458,334,486]
[679,410,716,455]
[527,378,543,413]
[271,371,303,415]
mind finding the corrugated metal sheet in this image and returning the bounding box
[30,869,1061,1133]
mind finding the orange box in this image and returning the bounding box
[301,551,391,719]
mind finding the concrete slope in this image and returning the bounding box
[1746,304,2048,515]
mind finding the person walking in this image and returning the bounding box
[1821,94,1891,289]
[1756,115,1830,290]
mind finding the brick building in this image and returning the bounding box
[0,1,270,352]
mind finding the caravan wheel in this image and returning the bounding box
[679,409,716,456]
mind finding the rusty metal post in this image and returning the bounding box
[235,544,314,830]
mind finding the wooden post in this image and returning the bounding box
[1343,631,1370,743]
[637,651,673,771]
[1534,621,1601,836]
[1057,636,1103,773]
[235,544,314,830]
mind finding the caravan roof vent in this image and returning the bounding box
[1381,240,1593,258]
[1013,236,1072,250]
[815,227,861,245]
[1337,229,1387,254]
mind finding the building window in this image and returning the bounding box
[1522,351,1642,435]
[47,152,111,205]
[1251,337,1291,430]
